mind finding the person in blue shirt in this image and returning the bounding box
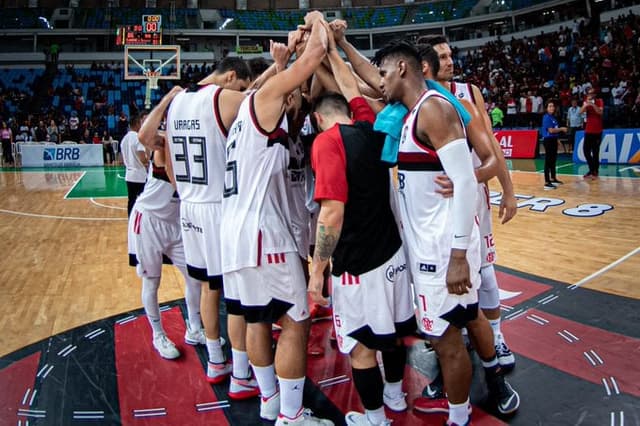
[541,100,568,190]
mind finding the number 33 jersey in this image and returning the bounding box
[165,84,228,204]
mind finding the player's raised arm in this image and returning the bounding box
[253,11,328,131]
[138,85,182,150]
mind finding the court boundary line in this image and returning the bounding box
[0,208,127,221]
[570,246,640,289]
[512,170,637,179]
[90,198,127,210]
[63,171,87,199]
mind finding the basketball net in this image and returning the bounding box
[143,69,160,90]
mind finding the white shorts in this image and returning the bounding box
[332,247,416,355]
[180,201,222,280]
[477,183,497,267]
[128,208,185,278]
[223,251,309,323]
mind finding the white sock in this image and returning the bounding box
[252,364,277,398]
[448,398,470,425]
[142,277,164,335]
[489,318,502,341]
[278,376,305,419]
[177,266,202,331]
[366,406,386,425]
[231,348,251,379]
[206,338,225,363]
[384,380,403,397]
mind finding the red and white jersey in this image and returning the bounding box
[450,82,475,104]
[134,164,179,223]
[397,90,480,273]
[221,93,297,273]
[165,85,227,204]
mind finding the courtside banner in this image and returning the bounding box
[573,129,640,164]
[20,144,104,168]
[494,130,538,159]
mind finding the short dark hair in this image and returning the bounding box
[416,34,449,46]
[416,43,440,77]
[215,57,251,81]
[247,57,271,81]
[129,113,142,127]
[371,40,421,73]
[312,92,350,118]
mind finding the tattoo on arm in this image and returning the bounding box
[314,224,340,262]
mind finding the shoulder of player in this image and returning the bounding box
[420,95,457,120]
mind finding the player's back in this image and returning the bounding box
[221,93,296,273]
[165,85,227,204]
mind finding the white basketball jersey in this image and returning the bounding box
[221,94,297,273]
[450,82,475,104]
[288,134,310,258]
[397,90,480,270]
[165,85,227,204]
[134,164,180,222]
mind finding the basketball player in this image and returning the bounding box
[220,12,333,425]
[128,86,202,360]
[121,113,149,216]
[374,41,519,425]
[420,34,517,371]
[308,32,415,426]
[140,58,259,400]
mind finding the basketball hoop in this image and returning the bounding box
[144,69,160,90]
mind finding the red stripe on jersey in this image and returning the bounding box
[267,254,273,264]
[213,87,228,138]
[257,231,262,266]
[483,184,491,211]
[355,275,360,284]
[280,253,286,263]
[249,93,286,137]
[133,211,142,234]
[397,151,440,164]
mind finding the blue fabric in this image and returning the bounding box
[541,113,559,138]
[374,102,408,164]
[425,80,471,126]
[373,80,472,164]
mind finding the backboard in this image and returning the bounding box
[124,45,181,81]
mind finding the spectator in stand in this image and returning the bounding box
[566,98,584,153]
[490,102,504,128]
[102,131,115,165]
[47,119,59,144]
[1,121,13,166]
[35,121,47,142]
[69,111,80,142]
[505,95,518,127]
[541,101,568,190]
[81,128,92,144]
[580,88,604,179]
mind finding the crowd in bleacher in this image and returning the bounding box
[1,9,639,159]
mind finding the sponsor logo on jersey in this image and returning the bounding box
[419,263,437,273]
[422,316,434,332]
[181,219,203,233]
[385,263,406,282]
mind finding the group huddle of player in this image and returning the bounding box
[124,11,522,426]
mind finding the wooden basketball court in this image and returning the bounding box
[0,159,639,425]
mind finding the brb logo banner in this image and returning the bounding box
[43,147,80,162]
[573,129,640,164]
[494,130,538,159]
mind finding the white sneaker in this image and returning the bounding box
[383,390,407,412]
[228,375,260,400]
[184,326,206,345]
[345,411,391,425]
[260,391,280,421]
[276,408,334,425]
[152,333,180,360]
[205,361,232,384]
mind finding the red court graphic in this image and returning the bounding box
[115,307,229,426]
[496,270,552,306]
[0,352,41,426]
[504,308,640,397]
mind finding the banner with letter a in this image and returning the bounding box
[573,129,640,164]
[20,144,104,168]
[494,130,538,159]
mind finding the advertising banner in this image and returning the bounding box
[573,129,640,164]
[20,144,104,168]
[494,130,538,159]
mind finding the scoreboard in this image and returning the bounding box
[115,14,162,46]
